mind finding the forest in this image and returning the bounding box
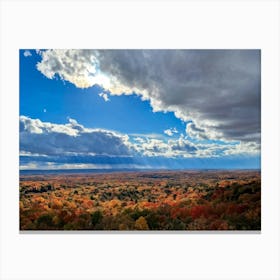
[20,170,261,230]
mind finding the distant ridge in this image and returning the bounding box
[20,168,261,176]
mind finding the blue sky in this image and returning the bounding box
[20,51,186,135]
[19,49,261,170]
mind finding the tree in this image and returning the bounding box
[36,214,54,229]
[91,210,103,226]
[135,216,149,230]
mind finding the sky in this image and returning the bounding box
[20,49,261,170]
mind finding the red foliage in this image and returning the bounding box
[190,205,203,219]
[171,206,190,219]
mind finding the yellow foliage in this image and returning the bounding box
[52,215,60,225]
[119,223,129,230]
[135,216,149,230]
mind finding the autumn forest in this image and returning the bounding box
[20,170,261,231]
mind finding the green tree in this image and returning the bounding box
[36,214,54,229]
[91,210,103,227]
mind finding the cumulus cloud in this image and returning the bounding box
[186,122,207,139]
[168,135,197,154]
[23,50,32,57]
[164,129,173,137]
[20,116,260,169]
[36,50,99,88]
[164,127,178,137]
[35,49,260,146]
[186,122,222,140]
[20,116,131,156]
[35,49,135,94]
[223,141,260,156]
[99,92,110,102]
[138,139,169,156]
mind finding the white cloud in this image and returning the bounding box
[133,137,145,143]
[35,49,139,95]
[99,92,110,102]
[23,50,32,57]
[164,129,173,136]
[130,133,165,139]
[164,127,178,136]
[223,141,260,156]
[20,162,38,170]
[20,116,260,169]
[134,135,199,158]
[20,116,132,156]
[20,115,81,136]
[36,49,98,88]
[140,139,169,156]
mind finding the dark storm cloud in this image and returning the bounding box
[36,49,261,145]
[97,50,260,143]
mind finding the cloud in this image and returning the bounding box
[36,49,261,146]
[36,49,143,95]
[164,127,178,137]
[99,92,110,102]
[36,50,99,88]
[23,50,32,57]
[130,133,165,140]
[223,141,260,156]
[20,116,131,157]
[186,122,221,140]
[168,135,197,154]
[20,162,152,170]
[20,116,260,169]
[97,50,261,144]
[164,129,173,136]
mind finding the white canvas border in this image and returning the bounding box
[0,0,279,279]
